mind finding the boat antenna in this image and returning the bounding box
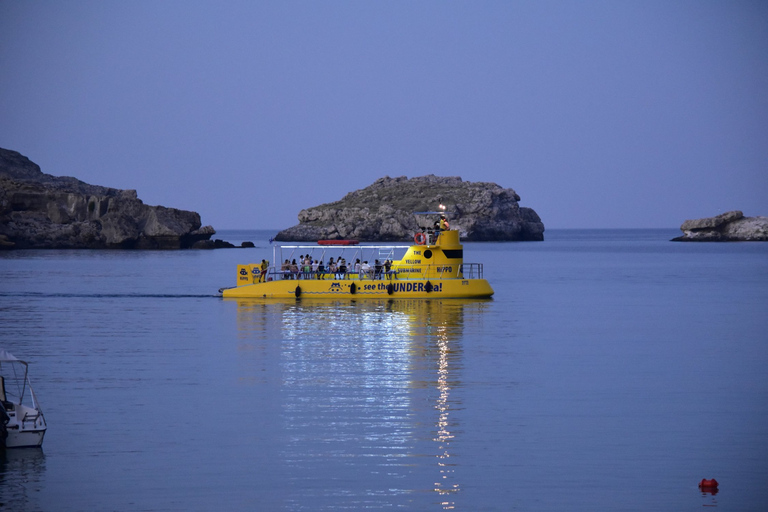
[413,211,455,216]
[414,203,453,216]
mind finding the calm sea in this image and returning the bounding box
[1,229,766,511]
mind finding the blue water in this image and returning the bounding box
[1,229,766,511]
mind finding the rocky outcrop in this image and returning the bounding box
[275,175,544,242]
[0,147,215,249]
[672,211,768,241]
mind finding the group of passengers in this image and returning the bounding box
[279,255,392,280]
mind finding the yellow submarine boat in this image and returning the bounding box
[219,228,493,299]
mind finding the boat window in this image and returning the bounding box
[443,249,463,259]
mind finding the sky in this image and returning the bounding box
[1,1,766,230]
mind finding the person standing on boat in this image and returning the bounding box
[439,215,450,231]
[431,218,441,244]
[361,260,371,279]
[259,259,268,282]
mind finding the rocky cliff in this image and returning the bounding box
[671,210,768,241]
[275,175,544,242]
[0,148,215,249]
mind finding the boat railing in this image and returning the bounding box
[460,263,484,279]
[263,267,396,281]
[22,410,42,427]
[272,244,410,269]
[261,263,485,281]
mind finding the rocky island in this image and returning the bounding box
[275,175,544,242]
[0,147,216,249]
[671,211,768,241]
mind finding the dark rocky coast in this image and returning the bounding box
[671,211,768,242]
[275,175,545,242]
[0,147,218,249]
[2,148,544,248]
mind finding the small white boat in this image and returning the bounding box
[0,349,47,448]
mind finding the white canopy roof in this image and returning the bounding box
[0,349,21,362]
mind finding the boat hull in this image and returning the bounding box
[221,277,494,299]
[4,428,46,448]
[2,402,46,448]
[317,240,359,245]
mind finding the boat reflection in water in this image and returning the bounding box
[227,297,491,510]
[0,447,46,511]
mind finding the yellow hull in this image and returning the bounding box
[221,276,493,299]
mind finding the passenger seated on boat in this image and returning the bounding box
[328,259,337,279]
[360,260,371,279]
[338,259,348,279]
[290,259,299,279]
[383,259,399,279]
[281,260,290,279]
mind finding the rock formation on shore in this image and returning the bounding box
[0,147,215,249]
[671,210,768,241]
[275,175,544,242]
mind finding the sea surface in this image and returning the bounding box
[0,229,766,511]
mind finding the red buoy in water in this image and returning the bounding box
[699,478,719,491]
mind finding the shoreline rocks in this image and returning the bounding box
[671,211,768,241]
[275,175,544,242]
[0,147,220,249]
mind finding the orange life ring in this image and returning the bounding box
[414,232,427,245]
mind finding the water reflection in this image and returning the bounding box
[0,448,46,512]
[434,324,458,508]
[228,298,490,509]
